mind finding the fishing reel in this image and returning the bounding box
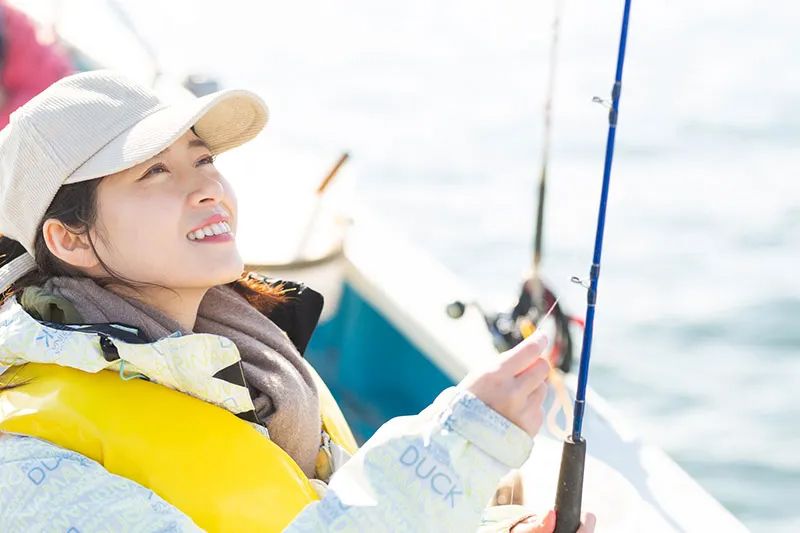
[446,279,578,373]
[498,279,576,373]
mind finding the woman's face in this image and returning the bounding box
[89,130,243,290]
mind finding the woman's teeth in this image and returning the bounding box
[187,221,232,240]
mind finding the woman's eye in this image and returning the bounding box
[197,154,216,166]
[139,164,168,180]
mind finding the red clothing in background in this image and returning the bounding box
[0,2,73,128]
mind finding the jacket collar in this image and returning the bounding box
[0,295,261,424]
[0,275,324,425]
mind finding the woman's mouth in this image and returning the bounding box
[187,221,234,242]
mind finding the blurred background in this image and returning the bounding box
[6,0,799,530]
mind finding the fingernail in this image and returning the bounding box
[532,509,555,526]
[541,510,556,528]
[531,332,548,347]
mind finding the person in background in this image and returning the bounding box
[0,0,73,128]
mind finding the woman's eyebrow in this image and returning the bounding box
[187,138,210,150]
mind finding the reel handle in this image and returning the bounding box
[554,436,586,533]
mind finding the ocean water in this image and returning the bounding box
[36,0,800,530]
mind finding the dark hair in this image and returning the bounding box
[0,178,291,394]
[0,178,288,311]
[0,177,163,303]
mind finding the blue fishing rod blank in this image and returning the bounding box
[554,0,633,531]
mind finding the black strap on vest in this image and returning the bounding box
[242,273,325,356]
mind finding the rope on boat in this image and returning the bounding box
[517,299,574,440]
[546,368,574,440]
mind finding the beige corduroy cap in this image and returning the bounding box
[0,69,268,292]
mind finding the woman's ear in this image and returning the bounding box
[41,218,100,270]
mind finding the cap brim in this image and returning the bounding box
[64,89,268,184]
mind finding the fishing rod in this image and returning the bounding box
[532,0,564,285]
[293,152,350,261]
[463,0,576,371]
[525,0,578,376]
[105,0,219,96]
[553,1,633,532]
[104,0,161,82]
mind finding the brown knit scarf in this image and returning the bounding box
[42,276,322,478]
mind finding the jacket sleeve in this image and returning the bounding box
[0,434,203,532]
[1,387,532,533]
[285,386,534,532]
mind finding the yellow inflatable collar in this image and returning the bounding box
[0,363,355,531]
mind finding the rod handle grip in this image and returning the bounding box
[554,436,586,533]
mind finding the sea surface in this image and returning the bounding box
[36,0,800,530]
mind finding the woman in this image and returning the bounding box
[0,70,594,532]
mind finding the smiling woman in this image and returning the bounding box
[45,129,246,330]
[0,70,593,532]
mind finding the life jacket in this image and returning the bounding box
[0,277,358,532]
[0,362,356,532]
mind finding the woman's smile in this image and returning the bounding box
[187,224,234,243]
[189,232,233,243]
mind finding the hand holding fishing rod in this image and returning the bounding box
[462,332,551,438]
[554,1,633,532]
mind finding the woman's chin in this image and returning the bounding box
[212,259,246,286]
[175,261,243,290]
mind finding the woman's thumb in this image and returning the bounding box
[510,509,556,533]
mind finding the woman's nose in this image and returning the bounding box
[188,174,225,206]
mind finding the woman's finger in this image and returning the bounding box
[576,512,597,533]
[527,383,547,409]
[510,509,556,533]
[500,334,548,375]
[492,469,525,506]
[520,398,545,435]
[514,357,551,394]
